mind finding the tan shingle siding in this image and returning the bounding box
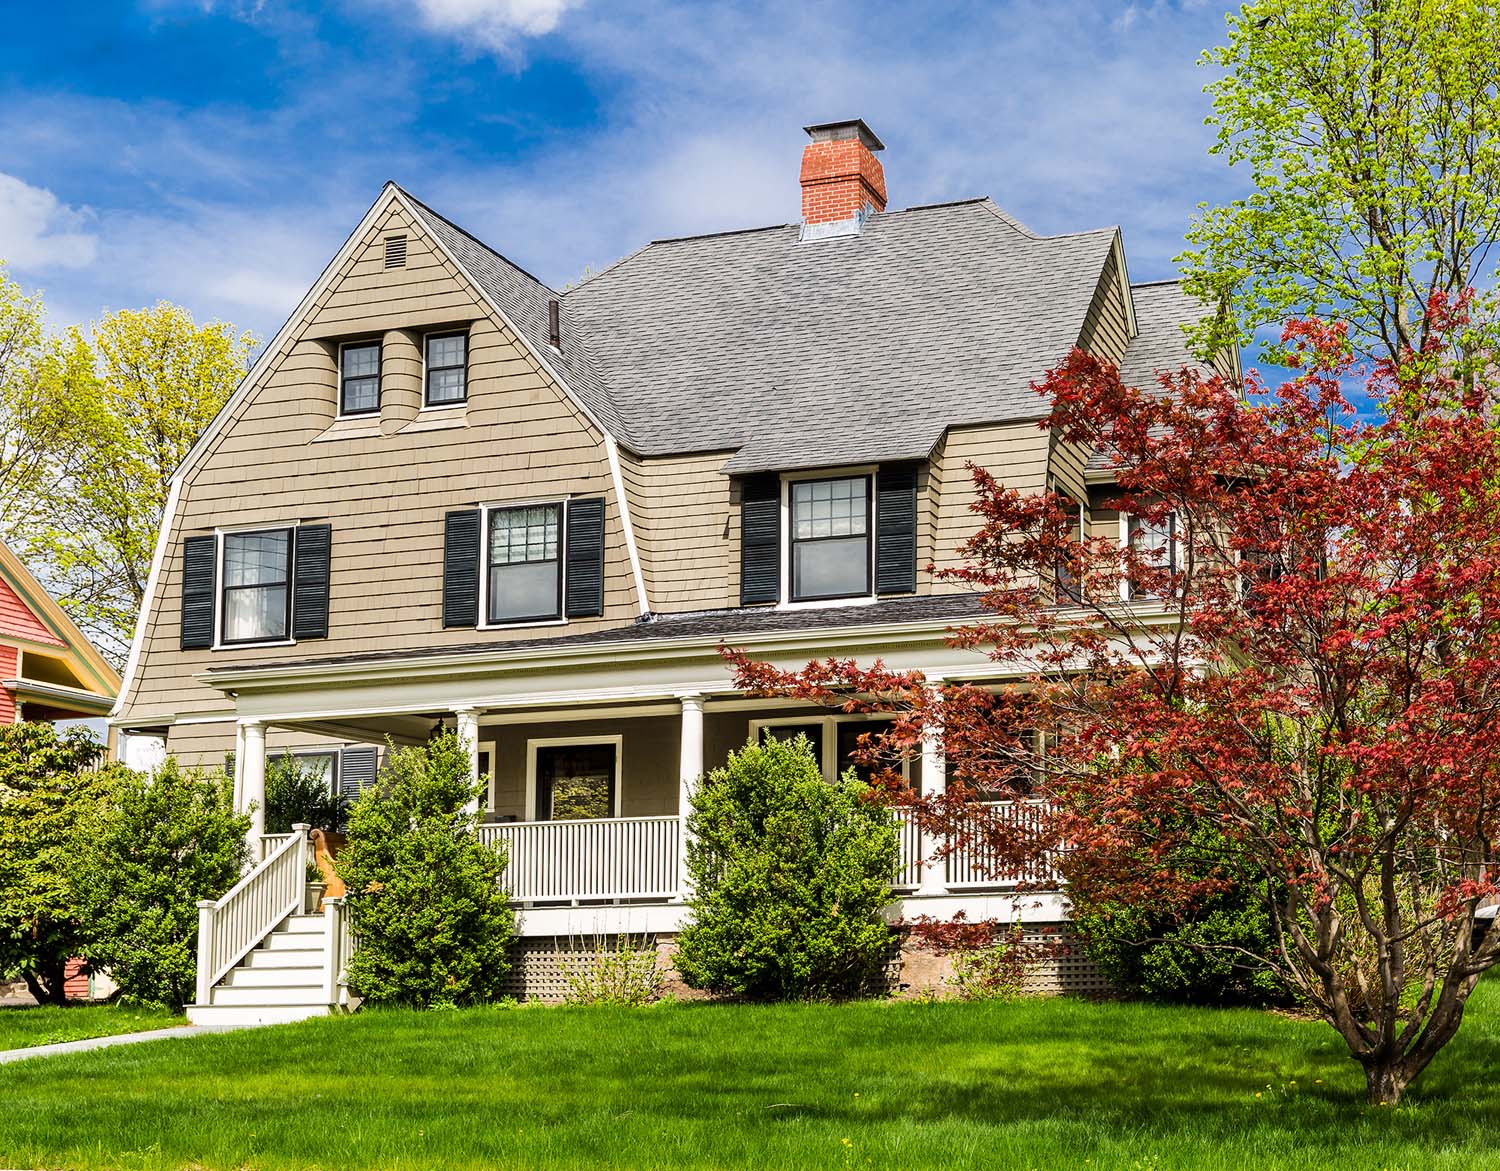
[930,421,1049,588]
[117,193,631,725]
[620,450,737,612]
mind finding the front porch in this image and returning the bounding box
[231,694,1065,923]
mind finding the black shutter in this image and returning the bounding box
[564,497,606,618]
[179,534,218,649]
[739,474,781,605]
[339,746,378,803]
[876,465,919,595]
[443,509,482,628]
[292,523,332,640]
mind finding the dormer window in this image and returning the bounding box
[339,341,381,416]
[789,475,872,601]
[425,331,468,406]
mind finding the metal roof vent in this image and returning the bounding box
[384,235,407,268]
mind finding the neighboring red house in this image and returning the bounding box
[0,540,119,732]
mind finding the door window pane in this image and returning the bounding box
[836,719,896,783]
[536,743,616,820]
[790,477,870,600]
[487,504,562,622]
[758,723,825,775]
[221,529,291,643]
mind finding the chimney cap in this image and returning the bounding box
[803,119,885,152]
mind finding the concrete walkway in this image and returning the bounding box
[0,1025,221,1065]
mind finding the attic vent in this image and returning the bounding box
[384,235,407,268]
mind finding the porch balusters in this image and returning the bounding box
[677,693,705,900]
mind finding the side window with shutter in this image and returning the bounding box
[443,509,482,628]
[740,474,781,605]
[179,534,218,649]
[564,497,606,618]
[875,465,919,595]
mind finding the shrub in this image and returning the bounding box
[0,723,114,1004]
[675,734,898,1001]
[561,935,664,1007]
[948,928,1030,1001]
[263,750,346,833]
[71,759,248,1010]
[1072,881,1288,1006]
[336,733,514,1009]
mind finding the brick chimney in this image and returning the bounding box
[799,119,886,237]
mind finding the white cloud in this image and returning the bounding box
[395,0,583,48]
[0,173,97,272]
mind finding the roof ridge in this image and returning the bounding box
[974,197,1119,244]
[394,183,558,296]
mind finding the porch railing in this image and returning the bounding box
[943,801,1059,888]
[479,816,681,902]
[196,823,310,1001]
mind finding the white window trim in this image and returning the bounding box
[524,734,624,822]
[421,328,470,410]
[748,714,910,783]
[477,497,570,631]
[776,466,878,611]
[1120,508,1179,602]
[212,523,299,651]
[334,339,383,421]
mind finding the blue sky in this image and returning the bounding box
[0,0,1240,343]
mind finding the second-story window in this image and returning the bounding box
[339,341,381,416]
[487,503,563,623]
[221,529,292,644]
[1126,511,1176,599]
[790,475,871,601]
[425,332,468,406]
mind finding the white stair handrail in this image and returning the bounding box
[197,823,310,994]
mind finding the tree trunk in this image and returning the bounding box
[1363,1059,1410,1106]
[20,964,69,1008]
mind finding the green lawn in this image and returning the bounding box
[3,983,1499,1171]
[0,1003,183,1051]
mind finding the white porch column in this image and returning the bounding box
[239,718,267,860]
[455,707,482,817]
[677,693,705,898]
[916,679,947,896]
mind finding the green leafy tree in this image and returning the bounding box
[0,723,113,1005]
[263,751,347,834]
[71,759,248,1010]
[675,735,898,1001]
[336,734,514,1009]
[32,303,256,664]
[1181,0,1500,364]
[0,265,87,546]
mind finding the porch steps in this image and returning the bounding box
[187,913,343,1028]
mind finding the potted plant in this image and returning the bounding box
[305,858,327,914]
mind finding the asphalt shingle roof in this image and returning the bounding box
[563,199,1119,471]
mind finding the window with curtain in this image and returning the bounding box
[221,529,292,643]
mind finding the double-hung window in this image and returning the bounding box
[339,341,381,416]
[1126,512,1176,600]
[486,503,563,623]
[425,332,468,406]
[220,529,292,644]
[789,475,871,601]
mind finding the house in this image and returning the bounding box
[0,540,119,732]
[110,120,1230,1023]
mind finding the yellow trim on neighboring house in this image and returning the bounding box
[0,540,121,705]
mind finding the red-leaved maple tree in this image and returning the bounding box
[727,301,1500,1104]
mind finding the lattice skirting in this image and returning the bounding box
[499,924,1109,1002]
